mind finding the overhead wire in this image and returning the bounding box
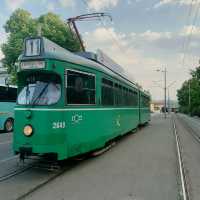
[81,0,127,54]
[181,0,200,69]
[181,0,195,67]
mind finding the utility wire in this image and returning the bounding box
[81,0,129,56]
[181,0,200,68]
[100,18,128,54]
[185,2,200,64]
[181,0,195,61]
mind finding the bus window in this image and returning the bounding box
[0,86,17,102]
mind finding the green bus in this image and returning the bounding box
[13,37,150,160]
[0,84,17,132]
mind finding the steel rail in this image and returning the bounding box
[0,155,18,164]
[177,115,200,144]
[0,157,56,182]
[16,161,78,200]
[172,117,189,200]
[0,164,34,182]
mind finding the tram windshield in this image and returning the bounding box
[17,73,61,105]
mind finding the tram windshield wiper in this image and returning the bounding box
[31,82,50,105]
[25,84,30,104]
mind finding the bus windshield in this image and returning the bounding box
[17,74,61,105]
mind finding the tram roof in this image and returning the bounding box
[19,37,146,92]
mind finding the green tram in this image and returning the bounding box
[13,37,150,160]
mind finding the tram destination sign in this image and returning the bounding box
[25,38,41,57]
[21,61,45,70]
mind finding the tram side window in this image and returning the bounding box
[141,95,150,107]
[101,78,114,105]
[145,97,150,107]
[114,83,124,106]
[133,91,138,106]
[66,70,95,105]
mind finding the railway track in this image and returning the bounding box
[0,163,33,182]
[172,113,200,200]
[176,115,200,144]
[14,141,118,199]
[15,159,81,200]
[0,156,62,183]
[0,129,139,199]
[172,116,190,200]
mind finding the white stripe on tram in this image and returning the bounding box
[14,107,142,111]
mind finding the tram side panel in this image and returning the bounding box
[139,91,150,125]
[66,71,140,158]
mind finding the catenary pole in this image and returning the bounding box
[164,67,167,119]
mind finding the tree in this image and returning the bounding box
[177,66,200,116]
[1,9,82,83]
[38,13,81,52]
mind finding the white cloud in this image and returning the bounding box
[0,32,8,59]
[83,25,200,100]
[139,30,172,41]
[154,0,198,9]
[87,0,119,11]
[58,0,74,7]
[44,0,74,12]
[83,27,163,93]
[47,2,55,11]
[180,25,200,37]
[5,0,25,11]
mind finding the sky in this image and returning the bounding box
[0,0,200,100]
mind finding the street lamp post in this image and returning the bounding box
[164,67,167,119]
[156,68,167,119]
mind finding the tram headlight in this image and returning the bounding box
[23,125,33,137]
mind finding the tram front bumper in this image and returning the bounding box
[13,109,68,160]
[19,147,32,156]
[14,143,68,160]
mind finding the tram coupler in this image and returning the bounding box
[19,147,32,162]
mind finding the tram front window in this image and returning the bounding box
[17,74,61,105]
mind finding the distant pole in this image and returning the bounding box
[164,67,167,119]
[168,89,170,114]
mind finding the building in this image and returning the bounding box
[150,100,179,113]
[150,100,164,112]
